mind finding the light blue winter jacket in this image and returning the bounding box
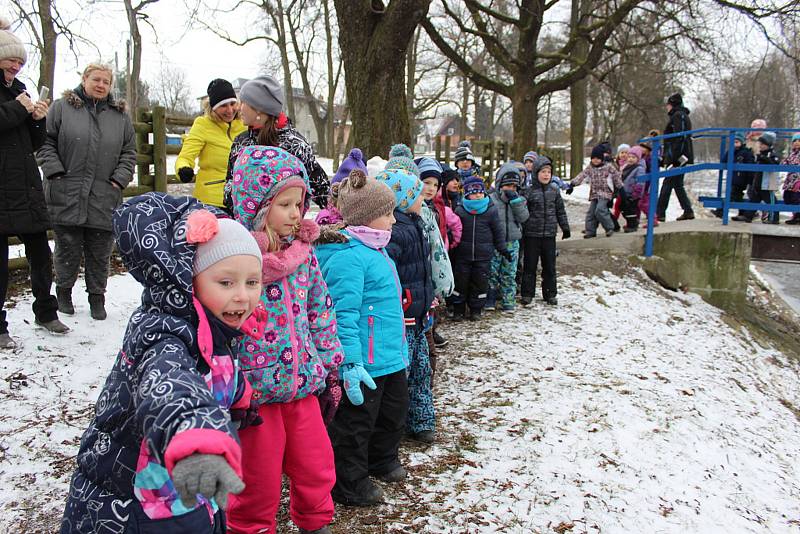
[316,227,409,378]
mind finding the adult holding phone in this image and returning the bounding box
[37,63,136,321]
[656,93,695,222]
[175,78,245,207]
[0,16,68,348]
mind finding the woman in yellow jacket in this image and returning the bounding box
[175,78,246,207]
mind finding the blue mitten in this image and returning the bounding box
[340,363,376,406]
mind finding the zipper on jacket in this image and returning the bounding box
[368,316,375,365]
[471,215,476,261]
[379,248,407,354]
[281,278,300,400]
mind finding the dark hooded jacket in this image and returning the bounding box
[523,158,570,238]
[663,105,694,167]
[0,76,49,234]
[385,209,434,329]
[61,193,260,534]
[37,87,136,231]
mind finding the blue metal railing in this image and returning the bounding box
[638,127,800,256]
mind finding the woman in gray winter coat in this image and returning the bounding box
[37,63,136,320]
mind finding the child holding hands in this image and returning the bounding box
[61,193,266,533]
[316,170,410,507]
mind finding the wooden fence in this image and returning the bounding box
[9,106,190,271]
[434,136,567,184]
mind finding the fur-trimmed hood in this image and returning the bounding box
[314,223,349,245]
[62,87,127,113]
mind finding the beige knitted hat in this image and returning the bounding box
[0,17,27,63]
[338,170,397,227]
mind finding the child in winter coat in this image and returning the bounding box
[620,146,647,231]
[420,160,462,250]
[521,157,570,306]
[721,132,756,222]
[441,166,462,212]
[567,144,623,237]
[451,176,507,320]
[487,163,529,311]
[61,193,266,534]
[454,140,481,176]
[375,168,436,444]
[733,132,780,224]
[316,170,409,507]
[636,141,660,228]
[416,157,455,297]
[315,148,368,226]
[228,146,345,534]
[781,133,800,225]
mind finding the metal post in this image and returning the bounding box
[645,139,661,257]
[717,135,726,198]
[723,130,736,225]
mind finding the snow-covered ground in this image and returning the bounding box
[394,271,800,533]
[2,264,799,532]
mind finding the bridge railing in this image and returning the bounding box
[639,127,800,257]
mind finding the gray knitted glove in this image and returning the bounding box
[171,454,245,509]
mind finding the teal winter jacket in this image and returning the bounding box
[316,227,409,378]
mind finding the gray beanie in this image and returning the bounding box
[0,16,27,63]
[192,216,262,275]
[338,170,397,227]
[239,75,284,117]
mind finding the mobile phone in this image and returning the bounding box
[39,86,50,100]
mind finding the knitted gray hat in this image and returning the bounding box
[190,214,263,275]
[239,75,284,116]
[454,141,476,163]
[338,170,397,227]
[0,16,27,63]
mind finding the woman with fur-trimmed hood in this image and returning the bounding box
[37,63,136,321]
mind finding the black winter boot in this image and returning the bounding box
[56,287,75,315]
[88,294,107,320]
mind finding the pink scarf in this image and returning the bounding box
[253,219,320,283]
[347,226,391,249]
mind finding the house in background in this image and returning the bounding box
[417,115,476,153]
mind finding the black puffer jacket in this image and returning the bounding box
[0,77,49,234]
[385,209,434,328]
[523,181,570,238]
[452,201,505,262]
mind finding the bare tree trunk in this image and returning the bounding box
[123,0,141,114]
[511,77,538,157]
[333,0,431,157]
[569,0,590,177]
[269,0,295,120]
[460,73,469,139]
[323,0,338,159]
[286,3,327,155]
[406,28,419,131]
[36,0,56,91]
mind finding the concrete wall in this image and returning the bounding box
[639,230,752,311]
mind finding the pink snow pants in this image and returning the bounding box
[226,395,335,534]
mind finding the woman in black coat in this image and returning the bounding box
[0,22,68,349]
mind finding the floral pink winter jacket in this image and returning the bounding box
[237,220,344,404]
